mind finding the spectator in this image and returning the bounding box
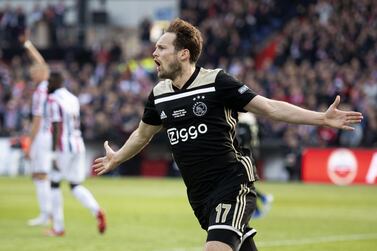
[0,0,375,156]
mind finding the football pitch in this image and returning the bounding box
[0,176,376,251]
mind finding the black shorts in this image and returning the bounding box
[190,170,257,250]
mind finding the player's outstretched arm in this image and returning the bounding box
[93,121,162,175]
[244,95,363,130]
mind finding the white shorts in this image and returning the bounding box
[30,133,52,173]
[51,151,87,184]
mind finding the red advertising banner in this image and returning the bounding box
[302,148,377,185]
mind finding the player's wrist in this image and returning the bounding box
[113,150,128,169]
[112,152,122,166]
[23,40,32,49]
[320,112,328,127]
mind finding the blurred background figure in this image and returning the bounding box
[237,112,273,218]
[47,71,106,237]
[22,37,52,227]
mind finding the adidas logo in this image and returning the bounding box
[160,111,167,119]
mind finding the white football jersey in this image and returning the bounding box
[48,88,85,153]
[32,80,51,135]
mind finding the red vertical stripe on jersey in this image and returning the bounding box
[48,97,54,134]
[58,106,64,151]
[74,136,81,152]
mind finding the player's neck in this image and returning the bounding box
[172,64,196,89]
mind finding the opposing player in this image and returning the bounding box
[23,38,52,226]
[46,72,106,236]
[236,112,273,218]
[93,19,363,251]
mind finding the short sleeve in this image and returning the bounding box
[215,70,257,111]
[141,91,162,126]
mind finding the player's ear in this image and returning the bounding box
[179,48,190,61]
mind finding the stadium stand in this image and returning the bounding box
[0,0,376,178]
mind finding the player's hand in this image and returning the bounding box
[324,95,363,130]
[92,141,118,175]
[24,148,31,160]
[19,29,30,45]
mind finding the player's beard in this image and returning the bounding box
[158,57,182,81]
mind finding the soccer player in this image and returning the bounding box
[92,19,363,251]
[23,39,52,226]
[236,112,273,219]
[46,72,106,236]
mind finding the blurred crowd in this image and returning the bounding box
[181,0,377,150]
[0,1,69,49]
[0,0,376,156]
[0,48,155,146]
[180,0,309,67]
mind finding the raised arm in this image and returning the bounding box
[93,121,162,175]
[19,31,46,64]
[244,95,363,130]
[23,40,46,64]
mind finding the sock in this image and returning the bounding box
[256,191,266,203]
[33,179,51,219]
[255,190,264,198]
[239,237,258,251]
[253,207,261,216]
[51,188,64,232]
[238,228,258,251]
[71,185,100,215]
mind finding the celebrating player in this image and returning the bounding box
[93,18,363,251]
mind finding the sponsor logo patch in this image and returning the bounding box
[167,124,208,145]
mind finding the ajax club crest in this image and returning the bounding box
[193,101,207,116]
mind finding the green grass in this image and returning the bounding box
[0,177,376,251]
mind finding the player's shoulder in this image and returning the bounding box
[153,79,174,97]
[47,92,58,104]
[38,80,48,89]
[188,67,222,89]
[152,68,224,96]
[62,88,80,105]
[214,69,239,83]
[50,88,75,101]
[198,67,222,77]
[34,80,48,94]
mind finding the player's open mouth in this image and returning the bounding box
[155,60,161,71]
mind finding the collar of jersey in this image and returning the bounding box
[172,66,200,92]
